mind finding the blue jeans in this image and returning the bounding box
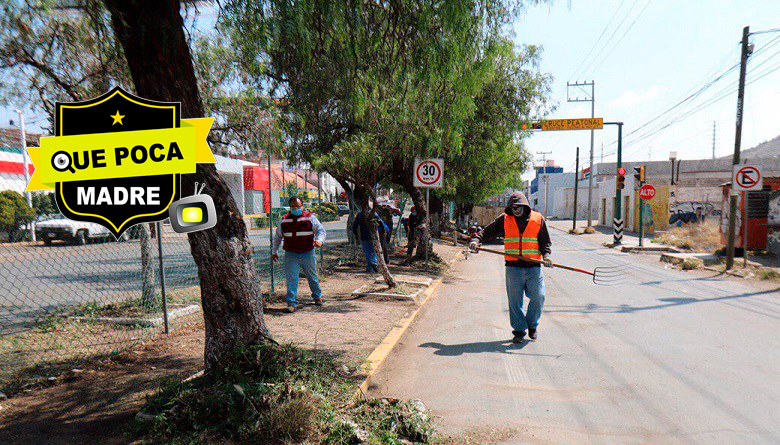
[361,240,378,272]
[505,266,546,333]
[283,250,322,307]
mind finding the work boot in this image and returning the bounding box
[284,305,296,313]
[512,330,526,343]
[314,298,324,307]
[528,328,538,340]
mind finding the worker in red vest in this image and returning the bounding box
[272,197,327,313]
[478,191,552,343]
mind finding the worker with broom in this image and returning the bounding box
[478,191,553,343]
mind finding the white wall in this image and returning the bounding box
[554,183,599,220]
[534,172,574,219]
[596,175,637,229]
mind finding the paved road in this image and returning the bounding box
[0,218,348,335]
[368,229,780,444]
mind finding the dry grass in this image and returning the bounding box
[653,221,722,252]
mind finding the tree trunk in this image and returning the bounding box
[105,0,271,370]
[403,183,430,261]
[336,177,357,245]
[139,223,157,308]
[429,193,444,237]
[355,185,396,287]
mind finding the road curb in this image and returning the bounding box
[354,249,463,399]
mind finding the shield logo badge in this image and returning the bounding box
[53,87,181,238]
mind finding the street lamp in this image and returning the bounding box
[669,151,677,186]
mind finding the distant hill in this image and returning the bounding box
[722,134,780,160]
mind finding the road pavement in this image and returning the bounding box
[367,229,780,444]
[0,217,348,335]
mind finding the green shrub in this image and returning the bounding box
[758,269,780,281]
[315,202,339,222]
[680,258,703,270]
[0,190,35,242]
[138,343,438,445]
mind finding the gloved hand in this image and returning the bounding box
[469,241,479,252]
[542,256,553,268]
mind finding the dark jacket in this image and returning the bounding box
[479,192,551,268]
[353,211,388,242]
[403,213,420,236]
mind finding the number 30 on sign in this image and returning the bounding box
[413,158,444,188]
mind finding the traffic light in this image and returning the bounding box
[617,167,626,190]
[633,165,645,183]
[520,121,543,131]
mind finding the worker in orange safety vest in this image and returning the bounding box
[478,191,553,343]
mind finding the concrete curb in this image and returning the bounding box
[69,304,201,327]
[622,245,680,253]
[354,250,463,399]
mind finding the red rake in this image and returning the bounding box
[443,235,627,285]
[477,246,627,285]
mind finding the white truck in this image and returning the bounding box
[35,217,138,245]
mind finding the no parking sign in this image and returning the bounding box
[413,158,444,188]
[732,164,762,192]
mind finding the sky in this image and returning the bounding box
[3,1,779,182]
[513,0,780,179]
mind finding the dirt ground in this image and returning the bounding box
[0,241,463,445]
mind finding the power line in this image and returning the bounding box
[568,0,627,82]
[602,35,780,153]
[575,0,641,80]
[619,57,780,155]
[582,0,653,79]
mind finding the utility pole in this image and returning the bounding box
[726,26,752,270]
[536,150,552,218]
[15,109,35,241]
[712,121,717,159]
[567,81,596,227]
[572,147,580,232]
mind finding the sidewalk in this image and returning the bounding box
[0,241,464,445]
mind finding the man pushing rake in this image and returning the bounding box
[478,191,553,343]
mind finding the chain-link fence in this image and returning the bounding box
[0,152,353,384]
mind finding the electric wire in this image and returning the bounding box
[582,0,653,80]
[568,0,628,82]
[575,0,641,81]
[600,33,780,157]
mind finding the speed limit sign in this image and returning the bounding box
[413,158,444,188]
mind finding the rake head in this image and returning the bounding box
[592,265,630,286]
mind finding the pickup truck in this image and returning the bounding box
[35,217,139,245]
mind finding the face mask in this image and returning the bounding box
[291,208,303,217]
[512,206,526,217]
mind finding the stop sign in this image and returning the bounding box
[639,184,656,200]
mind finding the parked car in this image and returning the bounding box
[36,217,140,245]
[337,204,350,216]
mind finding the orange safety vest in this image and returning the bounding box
[504,211,543,261]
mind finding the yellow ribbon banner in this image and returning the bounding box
[26,118,215,191]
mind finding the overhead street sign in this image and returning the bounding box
[413,158,444,188]
[733,164,762,192]
[520,118,604,132]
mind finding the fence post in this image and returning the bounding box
[268,151,275,296]
[318,171,323,271]
[156,221,169,334]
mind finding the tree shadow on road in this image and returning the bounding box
[546,286,780,319]
[419,340,560,358]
